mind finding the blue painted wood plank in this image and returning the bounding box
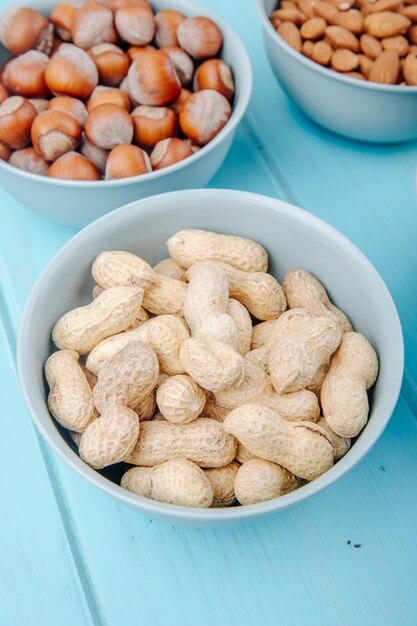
[0,322,97,626]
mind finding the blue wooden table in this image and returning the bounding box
[2,1,417,624]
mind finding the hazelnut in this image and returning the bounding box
[31,110,82,161]
[169,88,192,115]
[0,96,37,149]
[0,7,49,55]
[131,105,178,148]
[9,147,49,175]
[150,137,193,170]
[193,59,235,101]
[88,44,129,87]
[154,10,186,48]
[71,1,117,49]
[127,49,181,106]
[80,134,109,174]
[87,86,131,112]
[105,143,152,178]
[114,4,155,46]
[28,98,50,114]
[177,17,223,60]
[48,151,101,180]
[50,3,81,41]
[2,51,50,99]
[103,0,150,11]
[84,103,134,149]
[0,142,11,161]
[0,83,8,105]
[162,46,194,87]
[47,96,88,125]
[179,89,232,146]
[45,44,99,100]
[127,45,156,63]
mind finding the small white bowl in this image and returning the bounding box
[17,189,404,526]
[255,0,417,143]
[0,0,252,228]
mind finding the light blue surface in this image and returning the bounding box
[1,0,417,624]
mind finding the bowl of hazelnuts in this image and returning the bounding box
[0,0,252,228]
[255,0,417,142]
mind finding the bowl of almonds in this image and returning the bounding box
[255,0,417,141]
[17,189,403,525]
[0,0,252,227]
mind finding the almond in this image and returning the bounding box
[403,52,417,82]
[368,49,400,82]
[382,35,409,55]
[302,39,315,56]
[300,17,327,39]
[271,8,308,25]
[409,44,417,54]
[314,0,339,22]
[312,39,334,63]
[325,25,360,50]
[281,1,299,9]
[344,70,367,78]
[278,21,303,51]
[364,12,411,37]
[358,53,374,75]
[399,5,417,20]
[360,33,383,57]
[331,48,360,70]
[298,0,317,18]
[334,10,364,33]
[408,24,417,43]
[370,0,403,12]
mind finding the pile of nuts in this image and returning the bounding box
[0,2,234,180]
[270,0,417,84]
[45,229,379,508]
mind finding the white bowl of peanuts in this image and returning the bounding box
[17,189,403,525]
[0,0,252,228]
[256,0,417,142]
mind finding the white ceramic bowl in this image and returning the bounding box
[0,0,252,228]
[255,0,417,143]
[17,189,403,526]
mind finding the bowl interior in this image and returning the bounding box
[0,0,252,187]
[18,190,403,523]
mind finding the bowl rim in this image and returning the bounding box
[254,0,417,94]
[0,0,253,187]
[17,189,404,522]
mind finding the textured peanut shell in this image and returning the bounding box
[121,459,214,508]
[202,393,230,422]
[52,286,144,354]
[125,417,238,468]
[321,332,379,438]
[187,262,287,321]
[86,314,190,376]
[92,284,149,327]
[179,336,245,393]
[283,269,352,332]
[215,358,319,423]
[235,442,257,464]
[227,298,252,355]
[153,258,186,281]
[92,250,186,315]
[80,402,139,469]
[156,375,206,424]
[133,393,156,422]
[93,341,159,413]
[316,417,351,460]
[205,462,239,507]
[268,308,342,394]
[184,263,238,348]
[45,350,96,432]
[251,319,280,350]
[223,404,334,481]
[234,459,299,506]
[167,229,268,273]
